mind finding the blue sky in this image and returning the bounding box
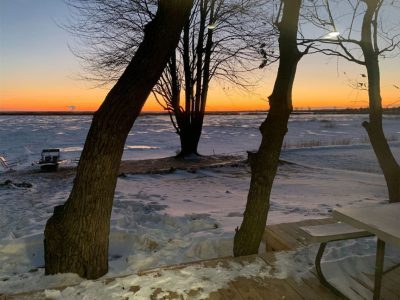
[0,0,399,111]
[1,0,73,76]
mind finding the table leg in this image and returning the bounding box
[373,239,385,300]
[315,242,349,299]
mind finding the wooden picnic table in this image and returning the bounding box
[333,203,400,300]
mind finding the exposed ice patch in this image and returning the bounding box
[126,145,160,150]
[60,146,83,152]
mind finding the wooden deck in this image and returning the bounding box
[3,218,400,300]
[5,255,342,300]
[263,218,400,300]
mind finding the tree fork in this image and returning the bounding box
[44,0,193,279]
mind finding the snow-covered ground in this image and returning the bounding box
[0,113,399,299]
[1,113,399,169]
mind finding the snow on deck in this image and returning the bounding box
[6,218,400,300]
[3,255,339,300]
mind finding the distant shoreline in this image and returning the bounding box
[0,107,399,116]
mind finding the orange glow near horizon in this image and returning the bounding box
[1,82,398,112]
[1,91,398,112]
[1,57,398,111]
[2,59,398,112]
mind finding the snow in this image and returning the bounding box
[1,113,398,169]
[43,258,272,300]
[0,113,399,298]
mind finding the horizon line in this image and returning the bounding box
[1,107,399,116]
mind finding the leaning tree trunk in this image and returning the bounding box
[361,0,400,203]
[233,0,303,256]
[44,0,192,279]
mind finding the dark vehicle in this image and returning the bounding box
[38,149,60,172]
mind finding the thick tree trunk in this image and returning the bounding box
[177,122,202,157]
[361,0,400,203]
[233,0,303,256]
[44,0,192,279]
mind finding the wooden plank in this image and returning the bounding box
[278,223,309,246]
[382,279,400,296]
[380,287,399,300]
[258,252,277,265]
[386,263,400,283]
[2,292,47,300]
[362,265,400,298]
[208,282,243,300]
[231,277,265,300]
[231,277,303,300]
[350,273,372,292]
[267,225,302,250]
[285,277,321,300]
[264,228,293,251]
[138,256,235,275]
[207,292,226,300]
[274,223,305,246]
[300,276,342,299]
[382,267,400,297]
[310,218,336,226]
[309,268,374,300]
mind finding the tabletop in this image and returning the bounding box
[333,203,400,247]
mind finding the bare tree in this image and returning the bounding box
[44,0,192,279]
[66,0,277,157]
[302,0,400,202]
[234,0,312,256]
[154,0,277,156]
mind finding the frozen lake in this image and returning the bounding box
[1,113,399,171]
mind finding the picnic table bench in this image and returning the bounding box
[300,222,373,299]
[301,203,400,300]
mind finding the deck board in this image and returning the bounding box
[4,218,399,299]
[300,276,342,299]
[380,266,400,299]
[285,277,329,300]
[264,218,336,251]
[4,255,342,300]
[208,282,242,300]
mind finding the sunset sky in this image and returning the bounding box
[0,0,399,112]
